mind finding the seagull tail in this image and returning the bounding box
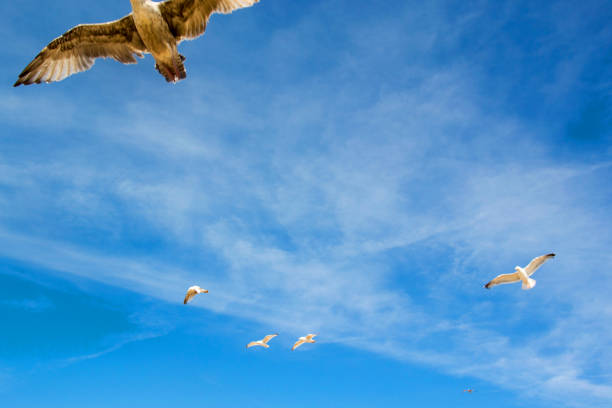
[173,53,186,81]
[155,55,186,83]
[521,277,536,290]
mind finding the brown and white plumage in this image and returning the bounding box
[160,0,259,43]
[14,16,146,86]
[292,334,317,351]
[183,285,208,304]
[14,0,260,86]
[484,253,555,290]
[246,334,278,349]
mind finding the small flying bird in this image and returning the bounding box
[484,253,555,290]
[246,334,278,349]
[14,0,260,86]
[292,334,317,351]
[183,285,208,304]
[463,389,474,393]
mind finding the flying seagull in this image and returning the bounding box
[484,253,555,290]
[14,0,260,86]
[246,334,278,349]
[183,285,208,304]
[292,334,317,351]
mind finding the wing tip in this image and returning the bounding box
[547,253,556,257]
[13,76,29,87]
[484,283,491,289]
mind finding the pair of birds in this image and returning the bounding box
[183,286,317,351]
[14,0,261,86]
[246,333,318,351]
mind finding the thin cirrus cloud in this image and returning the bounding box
[1,74,611,406]
[2,297,54,312]
[1,0,611,407]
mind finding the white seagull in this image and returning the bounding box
[183,285,208,304]
[484,253,555,290]
[246,334,278,349]
[14,0,260,86]
[292,334,317,351]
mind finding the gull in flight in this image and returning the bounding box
[14,0,260,86]
[246,334,278,349]
[183,285,208,304]
[463,389,474,393]
[484,253,555,290]
[292,334,317,351]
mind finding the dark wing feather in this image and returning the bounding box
[159,0,259,43]
[14,15,146,86]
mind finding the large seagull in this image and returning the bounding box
[484,253,555,290]
[14,0,260,86]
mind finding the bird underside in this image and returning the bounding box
[13,0,262,86]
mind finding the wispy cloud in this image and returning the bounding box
[2,297,54,312]
[59,331,165,367]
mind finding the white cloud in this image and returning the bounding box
[58,331,165,367]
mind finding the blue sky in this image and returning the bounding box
[1,0,611,407]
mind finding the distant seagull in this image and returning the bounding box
[292,334,317,351]
[484,253,555,290]
[14,0,260,86]
[463,389,474,393]
[183,285,208,304]
[246,334,278,349]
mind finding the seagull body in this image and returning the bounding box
[246,334,278,349]
[484,253,555,290]
[14,0,260,86]
[183,285,208,304]
[292,334,317,351]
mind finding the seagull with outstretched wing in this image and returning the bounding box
[184,285,208,304]
[246,334,278,349]
[292,334,317,351]
[14,0,260,86]
[484,253,555,290]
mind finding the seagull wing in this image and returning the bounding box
[246,341,261,348]
[484,272,520,289]
[524,253,555,275]
[306,334,317,340]
[262,334,278,344]
[292,339,305,351]
[14,15,146,86]
[159,0,260,43]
